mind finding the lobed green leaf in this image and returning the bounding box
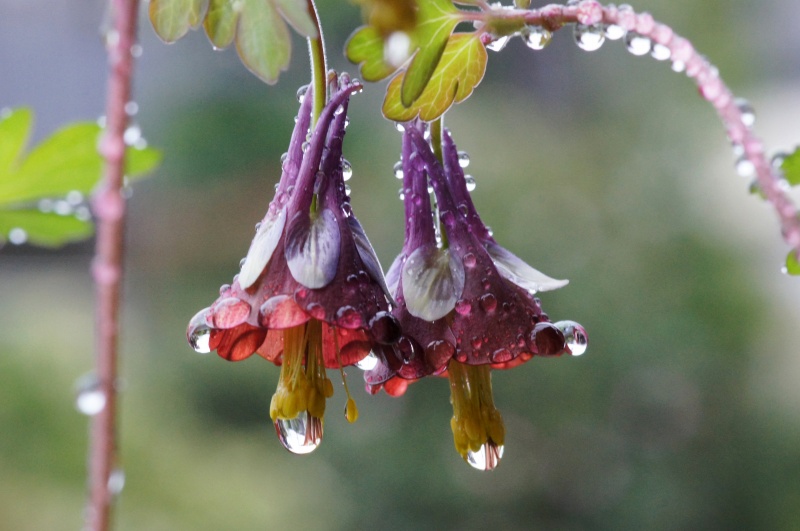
[345,26,399,82]
[0,108,32,175]
[149,0,209,43]
[0,210,93,247]
[781,148,800,186]
[382,33,487,122]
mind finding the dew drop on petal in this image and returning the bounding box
[574,24,605,52]
[356,352,379,371]
[187,309,212,354]
[466,442,504,471]
[75,373,106,416]
[395,122,405,132]
[523,26,552,50]
[455,299,472,316]
[625,32,652,56]
[393,161,404,179]
[651,43,671,61]
[341,159,353,181]
[479,293,498,313]
[275,412,322,454]
[554,320,588,356]
[336,306,363,329]
[462,253,477,268]
[457,151,470,168]
[296,85,308,103]
[369,311,402,345]
[465,175,477,192]
[398,188,405,201]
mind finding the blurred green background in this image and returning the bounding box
[2,0,800,529]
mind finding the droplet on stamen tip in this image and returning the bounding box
[107,468,125,496]
[554,320,588,356]
[625,32,652,56]
[574,24,605,52]
[466,442,504,471]
[75,373,106,416]
[275,412,322,454]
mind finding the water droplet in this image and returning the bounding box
[384,31,412,67]
[574,24,605,52]
[395,122,405,132]
[55,200,73,216]
[187,309,212,354]
[486,35,511,52]
[604,24,625,40]
[455,299,472,316]
[369,311,402,344]
[301,141,310,153]
[440,210,456,228]
[336,306,363,329]
[75,373,106,416]
[393,161,404,179]
[466,442,504,470]
[356,352,379,371]
[8,227,27,245]
[75,206,92,221]
[124,101,138,116]
[38,199,53,213]
[105,29,120,48]
[465,175,477,192]
[554,320,588,356]
[625,32,652,56]
[107,468,125,496]
[457,151,470,168]
[130,43,143,58]
[479,293,498,313]
[334,104,345,116]
[736,156,755,178]
[123,125,141,146]
[671,60,686,73]
[462,253,477,268]
[735,98,756,128]
[275,412,322,454]
[398,188,405,201]
[523,26,552,50]
[341,159,353,181]
[650,43,671,61]
[66,190,84,205]
[296,85,308,103]
[491,348,513,363]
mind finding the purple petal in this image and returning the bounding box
[347,216,395,305]
[239,207,287,289]
[486,242,568,294]
[285,208,341,289]
[401,245,465,321]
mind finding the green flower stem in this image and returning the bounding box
[307,0,327,126]
[430,117,449,249]
[87,0,140,529]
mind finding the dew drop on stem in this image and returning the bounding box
[75,373,106,416]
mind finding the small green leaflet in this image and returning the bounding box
[781,147,800,187]
[345,26,400,83]
[149,0,316,84]
[0,108,161,247]
[785,250,800,276]
[382,33,487,122]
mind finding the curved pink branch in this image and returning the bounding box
[87,0,140,529]
[503,1,800,257]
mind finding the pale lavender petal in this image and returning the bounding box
[239,207,287,289]
[285,208,341,289]
[401,245,465,321]
[486,242,568,294]
[347,216,395,305]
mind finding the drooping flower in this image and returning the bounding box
[187,75,400,454]
[366,123,587,469]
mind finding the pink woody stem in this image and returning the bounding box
[516,1,800,256]
[87,0,139,529]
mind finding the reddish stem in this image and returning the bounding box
[86,0,139,529]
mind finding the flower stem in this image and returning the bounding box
[306,0,327,126]
[86,0,139,529]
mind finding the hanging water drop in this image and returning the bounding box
[736,156,756,178]
[356,352,379,371]
[124,101,138,116]
[393,161,404,179]
[123,125,141,146]
[735,98,756,128]
[341,159,353,181]
[554,320,588,356]
[465,175,477,192]
[605,24,625,40]
[275,412,322,454]
[625,32,652,56]
[398,187,405,201]
[8,227,27,245]
[75,373,106,416]
[466,442,504,471]
[523,26,552,50]
[458,151,470,168]
[187,309,212,354]
[574,24,605,52]
[107,468,126,496]
[486,35,511,53]
[344,184,351,196]
[395,122,405,132]
[651,43,671,61]
[296,85,308,103]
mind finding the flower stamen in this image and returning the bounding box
[333,325,359,423]
[448,360,505,470]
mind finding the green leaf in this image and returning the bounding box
[149,0,209,42]
[151,0,316,85]
[781,148,800,186]
[0,108,32,174]
[0,210,93,247]
[382,33,487,122]
[345,26,399,82]
[785,250,800,276]
[400,0,459,107]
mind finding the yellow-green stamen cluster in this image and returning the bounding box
[448,360,505,462]
[270,320,334,422]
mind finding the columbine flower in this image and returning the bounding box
[187,75,399,454]
[366,123,587,469]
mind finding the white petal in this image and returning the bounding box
[239,208,287,289]
[285,208,341,289]
[402,246,465,321]
[486,242,568,293]
[348,216,395,305]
